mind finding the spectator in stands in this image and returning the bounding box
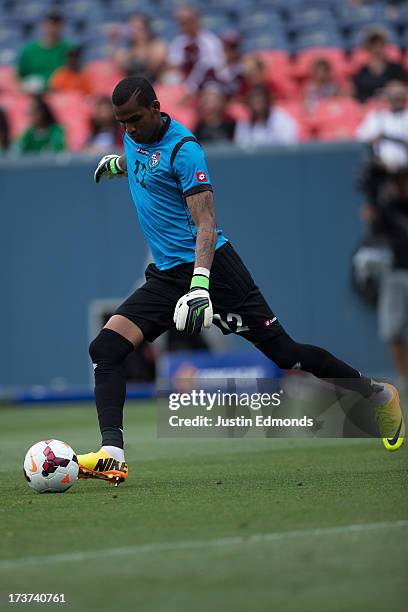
[242,55,286,101]
[111,14,167,83]
[17,12,73,93]
[303,58,340,111]
[357,81,408,171]
[16,95,65,153]
[363,169,408,380]
[49,46,92,95]
[234,85,299,147]
[168,6,225,93]
[353,26,406,103]
[86,96,123,153]
[212,32,246,99]
[0,108,10,152]
[195,83,236,143]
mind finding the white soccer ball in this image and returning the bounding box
[23,440,79,493]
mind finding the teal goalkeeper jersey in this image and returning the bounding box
[124,113,227,270]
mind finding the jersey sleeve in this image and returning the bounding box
[172,139,213,197]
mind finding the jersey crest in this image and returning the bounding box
[148,151,161,169]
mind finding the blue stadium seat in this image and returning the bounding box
[242,30,290,53]
[11,0,53,23]
[293,28,342,52]
[287,7,337,33]
[106,0,159,18]
[278,0,338,18]
[150,17,178,42]
[335,3,387,31]
[201,12,235,35]
[239,9,284,33]
[205,0,251,11]
[60,0,107,21]
[83,42,111,63]
[386,2,408,28]
[162,0,203,9]
[240,24,287,46]
[0,25,22,63]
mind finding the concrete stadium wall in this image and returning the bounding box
[0,142,391,387]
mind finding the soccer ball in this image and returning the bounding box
[23,440,79,493]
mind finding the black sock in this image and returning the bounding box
[89,329,134,449]
[257,332,376,397]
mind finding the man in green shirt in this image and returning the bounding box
[18,12,73,92]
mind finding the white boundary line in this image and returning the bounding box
[1,520,407,570]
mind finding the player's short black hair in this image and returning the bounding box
[112,77,157,108]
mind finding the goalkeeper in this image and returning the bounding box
[78,77,404,485]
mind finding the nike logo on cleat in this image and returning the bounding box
[94,458,127,472]
[387,418,403,446]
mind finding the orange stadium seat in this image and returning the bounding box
[278,100,311,141]
[0,65,19,93]
[246,50,299,100]
[47,92,92,151]
[292,48,351,83]
[309,98,362,141]
[83,59,125,96]
[253,49,291,75]
[0,93,30,137]
[226,102,249,122]
[154,84,197,131]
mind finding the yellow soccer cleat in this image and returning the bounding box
[77,449,128,485]
[374,383,405,451]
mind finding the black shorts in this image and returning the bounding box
[116,242,284,344]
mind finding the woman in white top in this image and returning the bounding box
[234,85,299,148]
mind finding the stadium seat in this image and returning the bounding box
[154,84,196,131]
[386,2,408,27]
[83,59,125,96]
[239,9,284,33]
[293,29,343,52]
[0,64,18,93]
[150,17,178,42]
[0,25,22,54]
[335,3,386,30]
[243,30,290,53]
[253,50,294,92]
[226,101,249,122]
[292,47,350,82]
[12,0,53,24]
[201,12,234,35]
[0,92,30,137]
[105,0,155,19]
[309,97,362,141]
[287,7,337,35]
[254,49,291,73]
[278,100,311,141]
[47,91,92,151]
[206,0,251,10]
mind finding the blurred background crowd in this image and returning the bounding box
[2,0,408,155]
[2,0,408,384]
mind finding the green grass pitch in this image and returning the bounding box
[1,401,407,612]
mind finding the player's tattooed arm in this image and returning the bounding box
[186,189,217,270]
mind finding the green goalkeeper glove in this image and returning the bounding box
[173,269,213,334]
[94,155,127,183]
